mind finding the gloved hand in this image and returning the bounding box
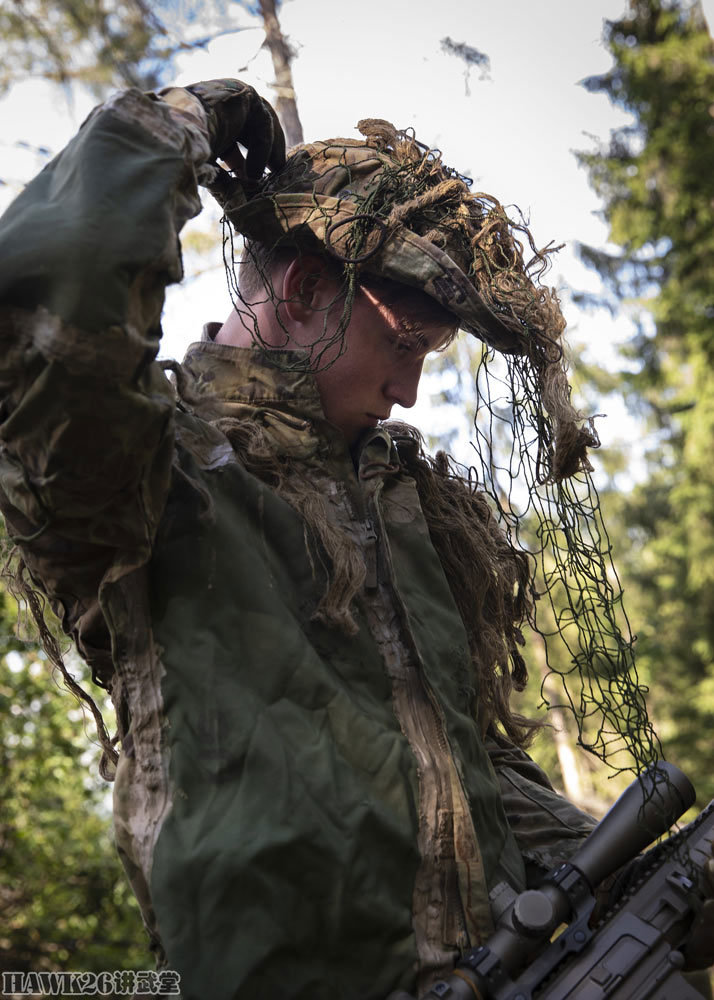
[161,78,286,214]
[185,78,286,179]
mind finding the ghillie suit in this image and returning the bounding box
[1,87,658,783]
[0,80,669,997]
[211,113,659,781]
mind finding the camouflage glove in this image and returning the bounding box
[163,78,286,215]
[186,78,285,176]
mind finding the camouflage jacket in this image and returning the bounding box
[0,88,595,999]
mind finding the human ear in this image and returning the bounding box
[281,255,339,323]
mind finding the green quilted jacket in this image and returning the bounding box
[0,87,595,999]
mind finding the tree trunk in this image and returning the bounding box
[258,0,304,147]
[543,684,584,804]
[531,635,609,817]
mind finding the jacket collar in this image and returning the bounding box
[182,333,401,477]
[184,336,325,423]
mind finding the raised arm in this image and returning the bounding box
[0,80,284,684]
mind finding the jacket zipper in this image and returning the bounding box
[364,482,471,949]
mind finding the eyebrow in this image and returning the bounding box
[361,284,452,350]
[395,325,429,352]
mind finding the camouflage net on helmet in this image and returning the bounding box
[219,119,663,787]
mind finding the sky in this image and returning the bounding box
[1,0,711,458]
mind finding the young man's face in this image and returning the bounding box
[310,282,458,446]
[217,256,458,446]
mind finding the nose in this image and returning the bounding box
[384,359,424,410]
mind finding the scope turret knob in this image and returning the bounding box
[511,890,556,936]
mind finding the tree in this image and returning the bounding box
[577,0,714,806]
[579,0,714,358]
[0,0,233,95]
[258,0,303,145]
[0,0,303,141]
[0,581,149,974]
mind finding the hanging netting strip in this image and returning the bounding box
[470,346,662,781]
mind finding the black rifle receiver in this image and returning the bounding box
[408,762,713,1000]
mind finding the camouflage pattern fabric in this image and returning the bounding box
[0,85,597,999]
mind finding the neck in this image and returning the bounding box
[215,308,258,348]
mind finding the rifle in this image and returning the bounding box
[402,762,714,999]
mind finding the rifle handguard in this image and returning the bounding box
[411,761,698,1000]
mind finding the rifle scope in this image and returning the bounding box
[411,760,696,1000]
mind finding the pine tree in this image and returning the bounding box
[578,0,714,803]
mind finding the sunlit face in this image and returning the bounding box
[311,282,458,446]
[216,257,459,445]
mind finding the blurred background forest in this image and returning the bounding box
[1,0,713,988]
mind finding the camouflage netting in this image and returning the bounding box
[470,347,661,778]
[216,119,663,785]
[219,119,601,480]
[2,114,665,799]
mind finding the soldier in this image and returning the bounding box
[0,80,710,998]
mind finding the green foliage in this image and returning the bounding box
[0,581,149,972]
[0,524,147,973]
[0,0,235,96]
[578,0,714,807]
[578,0,714,364]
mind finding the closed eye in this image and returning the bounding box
[392,330,428,355]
